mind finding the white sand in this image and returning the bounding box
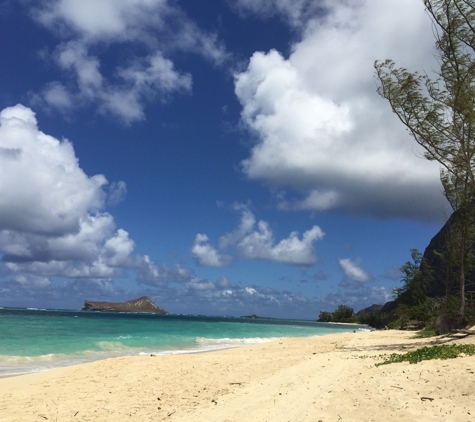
[1,330,474,421]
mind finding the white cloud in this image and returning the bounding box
[279,189,340,211]
[186,279,216,291]
[192,234,233,268]
[0,104,106,235]
[236,222,324,265]
[107,181,127,206]
[0,105,136,278]
[234,0,449,221]
[30,0,227,123]
[193,205,324,266]
[215,276,232,289]
[338,258,370,282]
[40,82,73,111]
[218,203,256,249]
[42,42,192,124]
[135,255,194,287]
[14,274,51,290]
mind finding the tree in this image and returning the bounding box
[317,311,333,322]
[440,168,475,314]
[331,304,354,322]
[393,249,431,306]
[434,213,462,310]
[375,0,475,315]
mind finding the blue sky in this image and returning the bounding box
[0,0,451,319]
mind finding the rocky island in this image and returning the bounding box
[81,296,168,314]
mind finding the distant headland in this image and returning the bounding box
[81,296,168,314]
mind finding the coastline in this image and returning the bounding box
[1,330,474,421]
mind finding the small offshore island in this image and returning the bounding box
[82,296,168,314]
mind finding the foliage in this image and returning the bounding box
[318,305,355,323]
[375,0,475,191]
[332,304,355,322]
[375,344,475,366]
[413,325,437,338]
[440,171,475,315]
[394,249,431,307]
[396,297,442,324]
[357,312,397,329]
[318,305,396,329]
[376,0,475,316]
[317,311,333,322]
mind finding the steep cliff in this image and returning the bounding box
[82,296,168,314]
[422,211,475,298]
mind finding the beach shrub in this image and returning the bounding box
[318,305,396,328]
[414,324,436,338]
[357,312,396,329]
[318,305,355,323]
[318,311,333,322]
[375,344,475,366]
[332,305,354,322]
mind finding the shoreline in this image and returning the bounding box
[1,330,475,421]
[0,326,367,379]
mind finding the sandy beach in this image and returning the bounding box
[1,330,474,422]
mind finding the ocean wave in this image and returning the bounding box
[0,352,78,377]
[0,353,61,363]
[136,336,280,357]
[196,337,280,345]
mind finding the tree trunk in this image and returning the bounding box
[460,261,465,315]
[460,223,466,316]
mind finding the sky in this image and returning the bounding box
[0,0,453,319]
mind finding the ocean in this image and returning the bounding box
[0,308,368,377]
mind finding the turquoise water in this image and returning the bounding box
[0,308,368,376]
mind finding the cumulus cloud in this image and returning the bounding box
[338,258,371,283]
[0,109,322,315]
[0,104,106,235]
[0,105,136,279]
[29,0,228,123]
[107,181,127,206]
[237,222,324,265]
[191,234,233,268]
[192,204,324,267]
[234,0,449,222]
[218,204,256,249]
[135,255,194,287]
[14,274,51,290]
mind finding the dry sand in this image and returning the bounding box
[1,330,475,421]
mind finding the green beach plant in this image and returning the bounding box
[375,343,475,366]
